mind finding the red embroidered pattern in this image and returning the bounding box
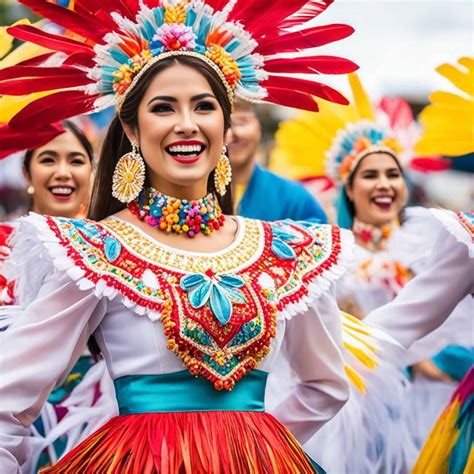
[46,217,342,390]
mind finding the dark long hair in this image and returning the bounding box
[23,120,94,174]
[88,55,233,221]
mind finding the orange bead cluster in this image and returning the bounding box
[205,44,242,87]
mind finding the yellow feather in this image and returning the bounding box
[348,73,375,120]
[268,73,380,180]
[344,364,366,394]
[0,92,52,124]
[464,446,474,474]
[415,56,474,156]
[0,20,57,127]
[413,399,461,473]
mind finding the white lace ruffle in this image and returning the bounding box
[277,227,354,320]
[8,213,355,323]
[5,213,161,321]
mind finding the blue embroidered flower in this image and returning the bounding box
[270,224,298,260]
[180,270,246,326]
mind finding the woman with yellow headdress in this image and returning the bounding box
[269,69,473,472]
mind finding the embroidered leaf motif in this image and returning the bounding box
[220,284,247,304]
[187,279,212,308]
[210,284,232,326]
[180,273,206,291]
[271,238,296,260]
[219,274,245,288]
[180,271,246,326]
[271,224,298,260]
[272,226,296,242]
[66,219,101,240]
[104,236,122,262]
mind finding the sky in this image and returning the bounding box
[306,0,473,101]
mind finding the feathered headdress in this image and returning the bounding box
[0,19,66,159]
[269,73,448,187]
[0,0,358,157]
[415,56,474,156]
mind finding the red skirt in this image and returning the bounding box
[41,411,320,473]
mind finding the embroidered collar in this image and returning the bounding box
[44,215,344,391]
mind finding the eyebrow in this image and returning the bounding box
[37,150,87,159]
[361,167,400,173]
[147,93,216,106]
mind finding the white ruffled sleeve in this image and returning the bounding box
[271,286,349,444]
[0,216,107,472]
[268,226,354,444]
[365,220,474,349]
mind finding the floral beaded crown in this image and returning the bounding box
[0,0,358,152]
[325,120,403,184]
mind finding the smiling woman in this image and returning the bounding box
[23,121,94,219]
[344,151,408,230]
[0,1,362,473]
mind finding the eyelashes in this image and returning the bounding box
[150,101,217,113]
[196,101,216,111]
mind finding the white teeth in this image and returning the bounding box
[51,187,73,195]
[373,196,393,204]
[167,144,203,153]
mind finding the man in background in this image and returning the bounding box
[227,100,327,223]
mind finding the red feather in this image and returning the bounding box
[265,56,358,75]
[7,24,93,55]
[18,0,112,44]
[204,0,229,11]
[299,175,335,192]
[73,0,139,19]
[280,0,334,29]
[14,52,55,67]
[0,123,64,159]
[263,76,349,105]
[229,0,310,38]
[379,97,414,131]
[265,87,319,112]
[237,0,333,39]
[9,91,98,130]
[410,157,451,173]
[256,24,354,56]
[0,76,94,95]
[63,52,97,68]
[0,65,87,81]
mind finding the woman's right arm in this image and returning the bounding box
[0,272,106,472]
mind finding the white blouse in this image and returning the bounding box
[0,214,351,472]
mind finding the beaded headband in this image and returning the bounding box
[0,0,359,151]
[325,121,403,184]
[269,72,450,191]
[116,50,235,112]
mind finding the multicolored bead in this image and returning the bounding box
[129,188,225,238]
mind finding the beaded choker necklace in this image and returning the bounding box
[128,188,225,238]
[352,218,397,251]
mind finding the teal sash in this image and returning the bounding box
[114,370,267,414]
[113,370,326,473]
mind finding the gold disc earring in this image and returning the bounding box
[214,146,232,196]
[112,142,146,203]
